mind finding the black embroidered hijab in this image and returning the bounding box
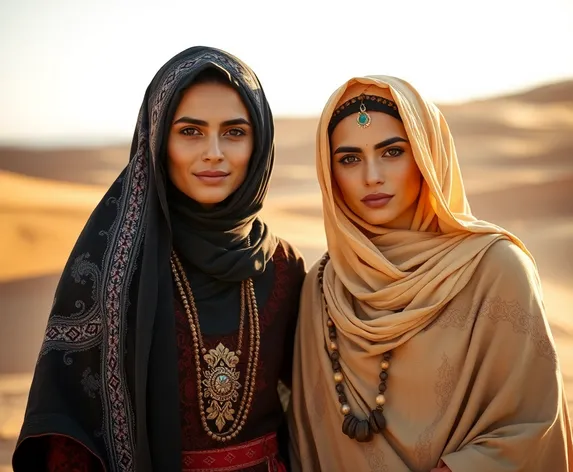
[13,46,277,472]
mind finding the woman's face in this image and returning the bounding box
[330,107,422,229]
[167,81,254,208]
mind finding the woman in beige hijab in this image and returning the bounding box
[288,75,573,471]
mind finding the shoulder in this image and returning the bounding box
[274,238,307,275]
[473,237,542,300]
[477,238,538,281]
[299,253,326,296]
[466,239,558,366]
[305,255,324,279]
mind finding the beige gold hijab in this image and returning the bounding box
[317,75,532,345]
[289,75,572,471]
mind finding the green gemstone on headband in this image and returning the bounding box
[357,111,370,127]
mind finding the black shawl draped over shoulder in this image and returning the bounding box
[12,46,278,472]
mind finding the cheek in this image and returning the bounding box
[229,143,254,174]
[400,160,422,198]
[166,140,197,189]
[167,141,186,180]
[167,139,190,167]
[332,166,350,195]
[236,154,252,174]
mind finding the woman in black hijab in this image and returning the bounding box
[12,46,305,472]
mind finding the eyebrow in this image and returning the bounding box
[172,117,251,127]
[332,136,409,155]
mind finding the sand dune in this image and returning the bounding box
[0,80,572,467]
[0,146,127,186]
[0,171,106,283]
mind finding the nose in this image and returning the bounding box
[364,158,384,186]
[202,135,224,162]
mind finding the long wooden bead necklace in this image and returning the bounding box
[318,254,390,443]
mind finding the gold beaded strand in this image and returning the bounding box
[171,252,261,442]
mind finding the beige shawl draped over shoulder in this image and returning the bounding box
[288,76,573,471]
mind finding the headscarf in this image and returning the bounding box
[163,54,278,281]
[13,46,277,472]
[289,76,572,471]
[317,76,531,346]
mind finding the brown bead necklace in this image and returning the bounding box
[318,254,390,443]
[171,251,261,442]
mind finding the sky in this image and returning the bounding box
[1,0,572,145]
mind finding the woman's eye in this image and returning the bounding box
[180,127,200,136]
[226,128,246,137]
[383,147,404,158]
[339,154,360,165]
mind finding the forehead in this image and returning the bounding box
[330,111,407,147]
[176,82,248,114]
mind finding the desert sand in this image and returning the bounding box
[1,81,572,470]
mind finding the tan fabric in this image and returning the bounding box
[288,76,573,471]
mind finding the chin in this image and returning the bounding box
[185,189,230,206]
[357,209,406,228]
[362,214,396,227]
[195,196,228,207]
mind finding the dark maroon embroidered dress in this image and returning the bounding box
[39,241,304,472]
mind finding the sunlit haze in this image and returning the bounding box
[1,0,572,145]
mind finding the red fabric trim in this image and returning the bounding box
[182,433,283,471]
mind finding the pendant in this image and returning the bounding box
[202,343,242,432]
[357,102,371,128]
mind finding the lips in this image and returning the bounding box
[194,170,229,177]
[193,170,230,185]
[361,193,393,208]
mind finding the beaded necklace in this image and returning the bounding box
[318,254,390,442]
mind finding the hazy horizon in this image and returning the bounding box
[2,0,573,145]
[2,75,572,149]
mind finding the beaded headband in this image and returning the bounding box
[328,93,402,135]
